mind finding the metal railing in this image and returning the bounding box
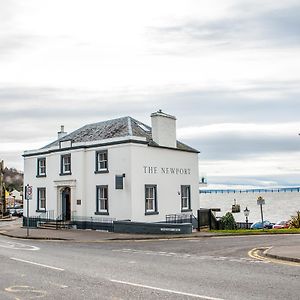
[166,213,193,224]
[71,214,115,231]
[38,210,54,222]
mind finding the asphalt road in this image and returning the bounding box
[0,234,299,300]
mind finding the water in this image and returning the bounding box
[199,187,300,223]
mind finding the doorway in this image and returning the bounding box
[61,187,71,221]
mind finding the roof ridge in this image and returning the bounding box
[127,116,133,136]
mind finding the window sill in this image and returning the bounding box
[94,211,109,215]
[36,210,46,213]
[36,174,46,178]
[181,209,192,212]
[59,172,72,176]
[94,170,109,174]
[145,211,159,215]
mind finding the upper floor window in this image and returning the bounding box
[181,185,191,211]
[37,187,46,211]
[145,185,158,215]
[95,150,108,173]
[95,185,109,215]
[37,158,46,177]
[60,154,71,175]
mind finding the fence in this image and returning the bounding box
[165,213,198,229]
[197,209,219,230]
[236,222,253,229]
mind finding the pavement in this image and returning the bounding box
[0,217,299,263]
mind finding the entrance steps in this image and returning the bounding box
[37,220,72,230]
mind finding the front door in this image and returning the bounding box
[61,187,71,221]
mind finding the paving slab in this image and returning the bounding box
[265,245,300,263]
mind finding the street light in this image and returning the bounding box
[244,207,250,229]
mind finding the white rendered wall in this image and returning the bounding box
[23,149,85,218]
[24,142,199,222]
[24,144,133,220]
[151,115,176,148]
[130,144,199,222]
[83,144,132,220]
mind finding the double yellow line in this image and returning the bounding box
[248,247,300,267]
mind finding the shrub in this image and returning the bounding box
[289,211,300,228]
[220,212,237,230]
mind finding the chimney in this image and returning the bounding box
[57,125,67,139]
[151,110,177,148]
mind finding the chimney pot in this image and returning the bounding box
[57,125,67,139]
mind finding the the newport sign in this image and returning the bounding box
[143,166,191,175]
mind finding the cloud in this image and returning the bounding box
[150,2,300,50]
[206,173,300,189]
[0,34,41,57]
[179,122,300,159]
[1,82,299,145]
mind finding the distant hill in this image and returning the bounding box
[3,167,23,192]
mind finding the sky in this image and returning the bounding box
[0,0,300,189]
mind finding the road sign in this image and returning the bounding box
[257,196,265,205]
[26,185,33,200]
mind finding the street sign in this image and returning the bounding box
[26,185,33,200]
[257,197,265,205]
[25,184,33,237]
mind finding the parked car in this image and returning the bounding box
[272,220,290,229]
[7,206,23,217]
[250,220,273,229]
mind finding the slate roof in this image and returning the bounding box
[42,116,199,153]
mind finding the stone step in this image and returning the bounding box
[38,221,72,230]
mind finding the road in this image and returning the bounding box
[0,233,299,299]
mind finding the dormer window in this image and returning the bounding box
[95,150,108,173]
[60,154,71,175]
[37,158,46,177]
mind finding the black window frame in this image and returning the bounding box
[95,150,109,173]
[95,185,109,215]
[36,187,46,212]
[145,184,158,215]
[60,153,72,175]
[181,185,191,212]
[36,157,46,177]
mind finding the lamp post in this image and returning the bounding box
[244,207,250,229]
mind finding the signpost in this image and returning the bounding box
[25,184,32,237]
[0,160,4,218]
[257,196,265,229]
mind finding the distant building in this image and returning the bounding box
[23,111,200,223]
[6,189,23,208]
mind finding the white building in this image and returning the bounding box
[23,111,200,224]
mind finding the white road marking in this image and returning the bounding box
[5,285,47,298]
[110,279,225,300]
[0,240,40,251]
[113,249,266,264]
[10,257,64,271]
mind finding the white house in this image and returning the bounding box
[23,110,200,224]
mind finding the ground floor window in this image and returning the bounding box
[96,185,108,215]
[181,185,191,211]
[145,185,158,215]
[37,187,46,211]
